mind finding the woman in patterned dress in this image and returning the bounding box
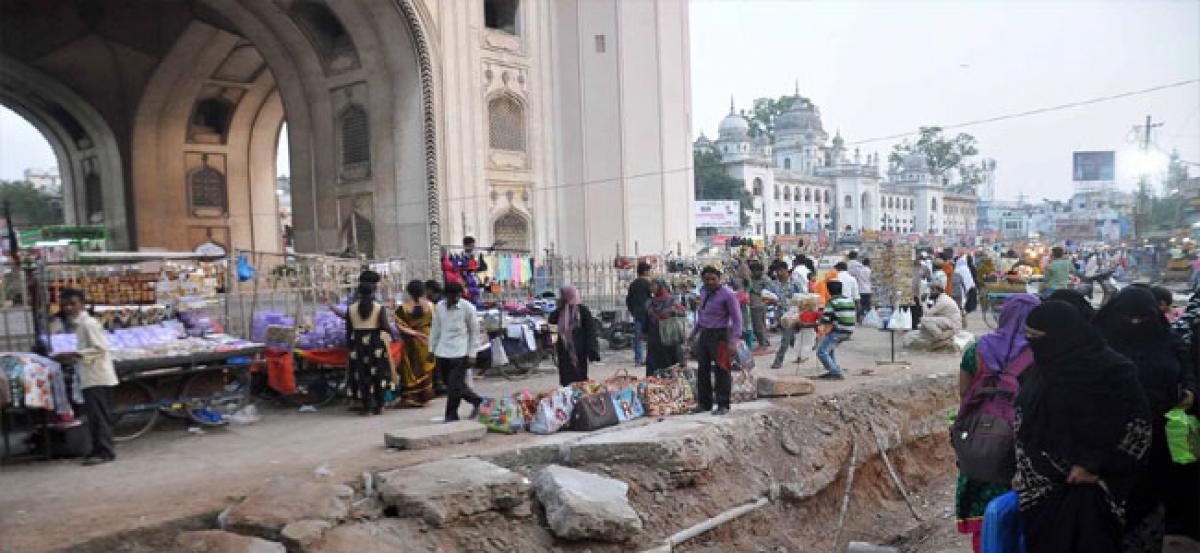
[953,293,1039,553]
[394,279,435,408]
[344,282,397,415]
[1015,301,1151,553]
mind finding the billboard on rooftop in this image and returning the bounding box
[1073,151,1115,181]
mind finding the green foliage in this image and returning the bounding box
[694,150,752,226]
[0,180,63,226]
[747,95,802,141]
[889,126,979,185]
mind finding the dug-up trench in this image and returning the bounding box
[70,373,959,553]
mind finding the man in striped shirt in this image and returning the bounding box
[816,280,856,380]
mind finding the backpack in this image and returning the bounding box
[950,348,1032,484]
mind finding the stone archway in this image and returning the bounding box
[492,210,531,252]
[0,54,129,248]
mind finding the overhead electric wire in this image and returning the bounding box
[845,79,1200,146]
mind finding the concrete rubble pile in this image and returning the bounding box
[162,373,957,552]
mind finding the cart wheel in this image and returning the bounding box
[111,380,160,442]
[181,368,251,426]
[982,306,998,329]
[290,369,344,407]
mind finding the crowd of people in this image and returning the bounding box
[953,284,1199,552]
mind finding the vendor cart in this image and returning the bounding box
[109,346,263,441]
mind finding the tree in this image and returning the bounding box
[746,95,801,141]
[889,127,979,186]
[694,150,752,226]
[0,180,63,226]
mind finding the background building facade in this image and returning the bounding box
[695,93,981,239]
[0,0,693,261]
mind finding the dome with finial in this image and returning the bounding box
[717,97,749,141]
[775,95,825,136]
[831,131,844,149]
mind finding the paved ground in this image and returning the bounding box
[0,314,986,553]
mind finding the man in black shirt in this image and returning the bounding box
[626,262,653,365]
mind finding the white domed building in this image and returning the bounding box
[696,92,982,239]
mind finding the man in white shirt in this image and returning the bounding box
[427,281,482,422]
[54,289,118,465]
[833,261,860,312]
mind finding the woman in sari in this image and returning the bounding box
[394,279,435,408]
[1016,301,1151,553]
[644,279,685,377]
[954,293,1039,552]
[1093,287,1197,551]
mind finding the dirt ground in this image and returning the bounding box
[0,314,983,553]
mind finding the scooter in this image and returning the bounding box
[598,310,635,350]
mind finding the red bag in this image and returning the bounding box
[716,340,733,371]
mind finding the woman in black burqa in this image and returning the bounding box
[1093,287,1197,551]
[1015,301,1151,553]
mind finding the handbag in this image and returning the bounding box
[731,369,757,403]
[1165,407,1200,464]
[659,316,687,347]
[477,396,525,434]
[980,491,1027,553]
[569,392,619,431]
[734,341,755,371]
[610,386,645,422]
[639,365,696,416]
[716,340,733,371]
[530,387,575,434]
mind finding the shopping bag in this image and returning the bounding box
[862,309,881,328]
[659,316,687,346]
[731,369,757,403]
[569,392,619,431]
[610,386,645,422]
[716,341,733,371]
[981,491,1027,553]
[639,365,696,417]
[891,306,913,330]
[734,341,755,371]
[568,380,608,401]
[530,387,575,434]
[477,396,525,434]
[490,337,509,367]
[514,389,540,422]
[604,368,640,391]
[1165,407,1200,464]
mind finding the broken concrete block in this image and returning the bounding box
[222,477,350,539]
[376,457,530,526]
[534,464,643,542]
[303,520,439,553]
[384,420,487,450]
[756,375,816,397]
[776,481,814,502]
[175,530,285,553]
[848,542,900,553]
[280,520,332,550]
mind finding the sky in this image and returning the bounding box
[690,0,1200,200]
[1,1,1196,202]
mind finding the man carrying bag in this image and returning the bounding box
[687,266,744,416]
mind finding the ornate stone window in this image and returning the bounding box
[493,210,530,251]
[752,178,762,196]
[340,105,370,180]
[488,96,526,152]
[188,160,227,217]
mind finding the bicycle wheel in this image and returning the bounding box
[181,368,251,426]
[290,369,345,407]
[111,380,159,442]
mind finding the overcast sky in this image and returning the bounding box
[1,0,1197,202]
[690,0,1200,200]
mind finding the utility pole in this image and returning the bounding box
[1132,114,1163,240]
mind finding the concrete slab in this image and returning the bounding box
[383,420,487,450]
[222,477,349,539]
[175,530,285,553]
[376,457,531,526]
[534,465,642,542]
[756,375,816,397]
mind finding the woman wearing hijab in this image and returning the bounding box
[1093,287,1197,551]
[548,285,600,386]
[952,256,977,327]
[954,293,1039,552]
[1169,288,1200,544]
[1047,288,1096,320]
[1016,301,1151,553]
[343,281,399,415]
[644,279,685,377]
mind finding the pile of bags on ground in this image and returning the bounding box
[474,361,757,435]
